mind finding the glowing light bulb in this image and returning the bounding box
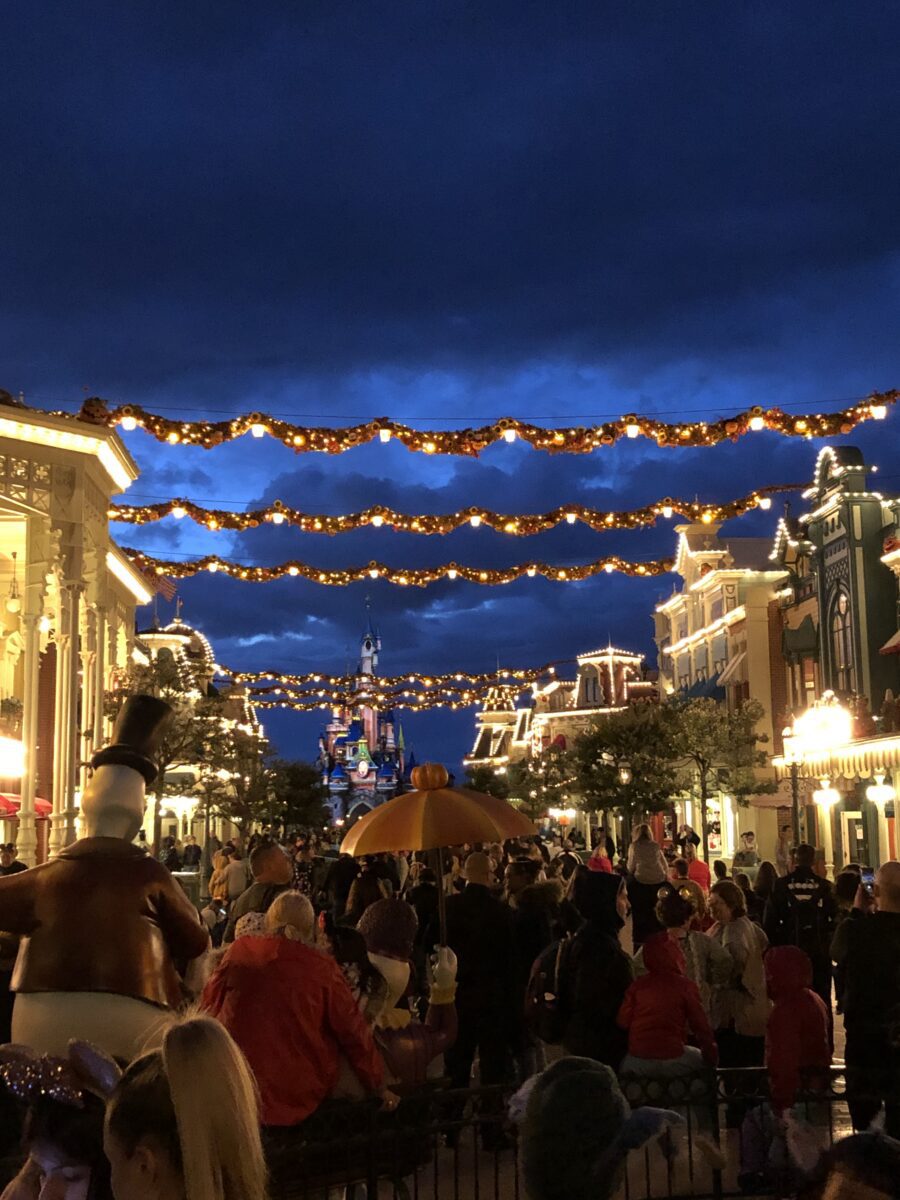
[565,512,577,524]
[370,514,384,527]
[625,422,640,439]
[38,615,51,633]
[167,431,180,444]
[423,441,436,454]
[379,428,392,443]
[207,561,219,573]
[172,505,186,520]
[288,566,299,576]
[369,568,380,578]
[604,562,615,573]
[758,496,772,510]
[469,514,482,527]
[526,566,537,577]
[120,415,137,432]
[250,423,266,438]
[701,510,714,524]
[749,414,766,432]
[271,511,285,525]
[871,404,888,420]
[662,505,673,519]
[502,428,517,443]
[448,568,458,579]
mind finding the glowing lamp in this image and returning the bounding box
[813,779,841,808]
[469,514,482,527]
[625,422,640,439]
[502,429,517,443]
[749,414,766,432]
[0,736,25,778]
[565,512,577,524]
[368,568,380,578]
[661,505,673,519]
[250,423,266,438]
[871,404,888,420]
[271,511,285,525]
[120,415,138,432]
[207,561,219,573]
[759,496,772,510]
[288,566,300,576]
[866,773,895,807]
[526,566,537,577]
[370,514,384,527]
[172,505,186,520]
[378,429,392,443]
[447,568,458,579]
[603,562,615,573]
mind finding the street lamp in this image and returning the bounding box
[782,692,853,847]
[813,777,841,876]
[866,773,896,866]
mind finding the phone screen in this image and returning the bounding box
[860,867,876,894]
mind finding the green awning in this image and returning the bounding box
[782,614,818,659]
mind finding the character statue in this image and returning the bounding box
[0,696,209,1059]
[356,898,457,1086]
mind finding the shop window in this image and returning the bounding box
[831,591,855,693]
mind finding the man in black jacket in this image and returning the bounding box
[831,860,900,1136]
[764,842,836,1030]
[442,851,516,1135]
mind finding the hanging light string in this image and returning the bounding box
[71,392,896,455]
[219,661,563,686]
[253,689,525,712]
[123,547,674,584]
[245,680,532,700]
[109,482,796,535]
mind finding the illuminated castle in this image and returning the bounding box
[317,612,406,819]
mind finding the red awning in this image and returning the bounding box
[0,795,52,817]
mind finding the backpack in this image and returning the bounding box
[525,936,572,1044]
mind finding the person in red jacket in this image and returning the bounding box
[202,891,390,1126]
[764,944,831,1114]
[618,931,718,1074]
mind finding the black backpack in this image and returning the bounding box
[524,936,572,1045]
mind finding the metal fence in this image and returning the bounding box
[264,1069,871,1200]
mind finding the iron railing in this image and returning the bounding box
[263,1069,874,1200]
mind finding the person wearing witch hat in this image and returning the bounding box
[0,696,210,1060]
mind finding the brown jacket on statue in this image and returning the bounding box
[0,838,208,1007]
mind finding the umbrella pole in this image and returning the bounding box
[432,846,448,946]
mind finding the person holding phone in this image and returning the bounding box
[830,860,900,1136]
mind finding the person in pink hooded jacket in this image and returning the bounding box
[764,945,831,1115]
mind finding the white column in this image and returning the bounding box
[49,602,71,858]
[93,605,107,749]
[818,803,836,879]
[18,613,40,866]
[61,585,81,847]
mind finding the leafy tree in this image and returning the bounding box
[195,726,276,840]
[268,759,328,831]
[463,764,511,800]
[506,743,577,823]
[670,696,772,859]
[571,703,683,842]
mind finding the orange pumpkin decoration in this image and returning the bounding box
[411,762,449,790]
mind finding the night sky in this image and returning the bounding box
[3,4,900,770]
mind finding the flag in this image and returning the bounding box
[155,576,177,602]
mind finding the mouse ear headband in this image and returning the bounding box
[0,1040,123,1109]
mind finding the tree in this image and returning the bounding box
[268,759,328,831]
[506,743,577,823]
[571,704,683,842]
[670,696,772,860]
[463,764,511,800]
[196,726,276,841]
[107,656,225,853]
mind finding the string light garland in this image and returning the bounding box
[245,681,530,701]
[73,392,897,456]
[219,662,562,686]
[109,483,796,535]
[253,691,522,712]
[123,548,675,585]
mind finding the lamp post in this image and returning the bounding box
[782,693,853,851]
[812,778,840,878]
[866,773,895,867]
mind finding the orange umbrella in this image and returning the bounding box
[340,762,536,942]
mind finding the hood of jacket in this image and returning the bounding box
[641,932,685,976]
[572,870,624,935]
[765,944,812,1000]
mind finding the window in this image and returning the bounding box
[831,591,855,693]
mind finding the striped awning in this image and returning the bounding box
[716,651,746,685]
[0,794,52,817]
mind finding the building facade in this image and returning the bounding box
[0,396,149,862]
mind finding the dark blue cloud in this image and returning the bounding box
[2,1,900,766]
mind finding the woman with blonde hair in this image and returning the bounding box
[103,1014,267,1200]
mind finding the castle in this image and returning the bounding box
[317,615,409,820]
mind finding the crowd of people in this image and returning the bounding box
[0,816,898,1200]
